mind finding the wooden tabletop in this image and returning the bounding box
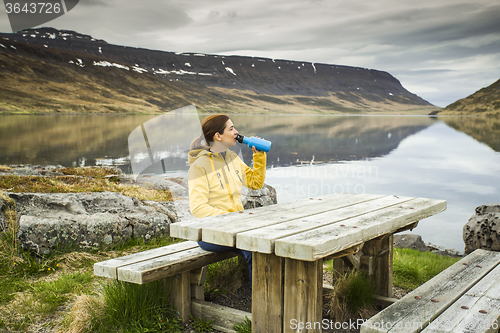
[170,193,447,261]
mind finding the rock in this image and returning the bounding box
[121,174,278,218]
[463,204,500,255]
[10,192,177,254]
[393,234,430,252]
[241,184,278,209]
[1,165,277,254]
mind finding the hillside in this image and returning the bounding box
[0,27,437,115]
[439,79,500,116]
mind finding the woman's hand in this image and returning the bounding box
[252,136,263,153]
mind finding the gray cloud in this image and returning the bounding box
[0,0,498,107]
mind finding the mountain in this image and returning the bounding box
[439,79,500,116]
[0,27,437,114]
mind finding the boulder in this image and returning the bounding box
[10,192,177,255]
[393,234,430,252]
[242,184,278,209]
[463,204,500,254]
[1,165,278,254]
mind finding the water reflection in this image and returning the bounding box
[0,114,437,171]
[0,115,155,172]
[1,114,499,253]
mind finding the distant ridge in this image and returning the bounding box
[0,27,437,114]
[439,79,500,116]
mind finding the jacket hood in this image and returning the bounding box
[188,148,210,166]
[188,148,233,166]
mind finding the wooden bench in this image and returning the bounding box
[93,240,252,331]
[360,249,500,333]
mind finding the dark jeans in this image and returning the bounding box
[198,241,252,282]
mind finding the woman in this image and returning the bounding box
[188,114,267,282]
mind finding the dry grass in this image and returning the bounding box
[0,165,13,172]
[323,270,377,323]
[0,174,172,202]
[62,294,104,333]
[59,167,119,178]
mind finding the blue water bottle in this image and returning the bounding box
[236,134,271,152]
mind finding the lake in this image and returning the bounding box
[1,113,499,254]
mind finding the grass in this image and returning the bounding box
[233,316,251,333]
[323,270,377,322]
[323,247,461,321]
[393,247,460,290]
[0,165,461,331]
[204,256,249,298]
[0,171,184,331]
[0,166,172,202]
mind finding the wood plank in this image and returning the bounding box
[322,243,363,262]
[421,261,500,333]
[204,193,387,247]
[190,266,208,286]
[373,295,398,308]
[170,193,382,241]
[363,234,394,297]
[192,299,252,333]
[167,271,191,324]
[275,198,446,261]
[170,193,351,240]
[93,241,199,279]
[252,252,284,333]
[236,195,412,253]
[283,258,323,333]
[359,249,500,333]
[117,248,236,284]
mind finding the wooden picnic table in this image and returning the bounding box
[170,193,447,333]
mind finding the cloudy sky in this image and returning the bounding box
[2,0,500,107]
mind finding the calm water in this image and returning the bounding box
[1,114,499,253]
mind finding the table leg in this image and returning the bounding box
[252,252,284,333]
[362,234,394,297]
[283,258,323,333]
[164,271,191,324]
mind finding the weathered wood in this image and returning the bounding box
[394,221,419,234]
[190,266,208,286]
[373,295,398,308]
[236,195,410,253]
[283,258,323,333]
[360,254,374,276]
[191,284,205,301]
[192,299,252,333]
[165,272,191,325]
[93,241,199,279]
[360,249,500,333]
[363,234,394,297]
[322,243,363,262]
[252,252,284,333]
[205,193,387,247]
[421,260,500,333]
[274,198,446,261]
[190,266,208,301]
[117,248,236,284]
[171,193,383,242]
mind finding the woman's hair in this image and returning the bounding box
[190,114,230,150]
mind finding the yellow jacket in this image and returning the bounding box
[188,148,266,218]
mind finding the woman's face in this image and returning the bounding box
[215,119,238,146]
